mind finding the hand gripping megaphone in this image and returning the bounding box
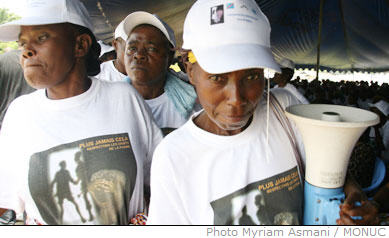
[285,104,379,225]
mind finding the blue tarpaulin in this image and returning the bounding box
[82,0,389,72]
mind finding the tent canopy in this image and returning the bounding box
[82,0,389,72]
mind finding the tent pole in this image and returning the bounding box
[316,0,325,80]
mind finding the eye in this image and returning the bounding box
[126,45,137,53]
[208,75,226,83]
[147,47,157,52]
[246,74,260,81]
[38,33,48,42]
[17,40,26,48]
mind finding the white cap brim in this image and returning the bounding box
[123,11,176,48]
[0,17,69,41]
[114,21,127,41]
[192,43,281,74]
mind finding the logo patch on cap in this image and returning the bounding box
[226,3,234,9]
[210,5,224,25]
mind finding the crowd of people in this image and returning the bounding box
[0,0,387,226]
[289,77,388,108]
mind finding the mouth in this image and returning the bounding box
[24,62,42,68]
[223,113,251,123]
[131,65,147,71]
[25,64,42,68]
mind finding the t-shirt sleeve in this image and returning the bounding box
[147,144,190,225]
[136,93,163,187]
[0,101,26,214]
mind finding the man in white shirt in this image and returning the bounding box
[273,59,309,104]
[0,0,162,225]
[95,21,127,82]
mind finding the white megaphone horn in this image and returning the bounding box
[285,104,379,225]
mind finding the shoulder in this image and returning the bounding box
[7,90,41,111]
[154,122,192,157]
[270,87,301,109]
[95,78,139,98]
[99,60,114,70]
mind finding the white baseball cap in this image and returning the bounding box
[369,100,389,116]
[182,0,280,74]
[279,59,295,69]
[0,0,93,42]
[114,20,127,41]
[98,40,114,57]
[122,11,176,48]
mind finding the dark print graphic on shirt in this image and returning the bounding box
[211,167,303,225]
[161,127,176,137]
[28,133,137,225]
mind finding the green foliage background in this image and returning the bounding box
[0,8,20,54]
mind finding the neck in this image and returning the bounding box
[46,65,91,100]
[113,60,127,75]
[132,78,166,100]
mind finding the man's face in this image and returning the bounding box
[273,68,294,85]
[18,24,77,89]
[113,37,126,68]
[187,63,265,132]
[124,25,171,85]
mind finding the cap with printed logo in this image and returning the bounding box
[0,0,93,42]
[182,0,280,74]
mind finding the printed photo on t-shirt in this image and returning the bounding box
[210,167,303,225]
[28,133,137,225]
[211,5,224,25]
[161,127,176,137]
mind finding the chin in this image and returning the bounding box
[25,76,49,90]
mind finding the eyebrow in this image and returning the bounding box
[18,26,48,39]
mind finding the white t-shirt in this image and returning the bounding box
[145,92,190,136]
[148,89,305,225]
[0,78,163,225]
[275,83,309,104]
[94,60,126,82]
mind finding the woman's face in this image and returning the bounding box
[124,25,171,86]
[18,24,77,89]
[187,62,265,134]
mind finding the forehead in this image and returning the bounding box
[197,63,264,75]
[128,24,167,44]
[19,24,72,38]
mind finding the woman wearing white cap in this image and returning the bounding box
[121,11,199,135]
[147,0,378,225]
[0,0,162,225]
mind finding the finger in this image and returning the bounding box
[337,211,357,225]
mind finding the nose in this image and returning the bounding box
[21,43,36,59]
[133,48,146,61]
[225,80,246,107]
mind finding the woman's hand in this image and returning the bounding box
[336,178,379,225]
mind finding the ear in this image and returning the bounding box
[112,38,119,51]
[74,33,92,58]
[112,38,125,52]
[167,50,175,67]
[184,61,196,85]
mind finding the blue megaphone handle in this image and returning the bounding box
[303,182,344,225]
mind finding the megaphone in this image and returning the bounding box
[285,104,379,225]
